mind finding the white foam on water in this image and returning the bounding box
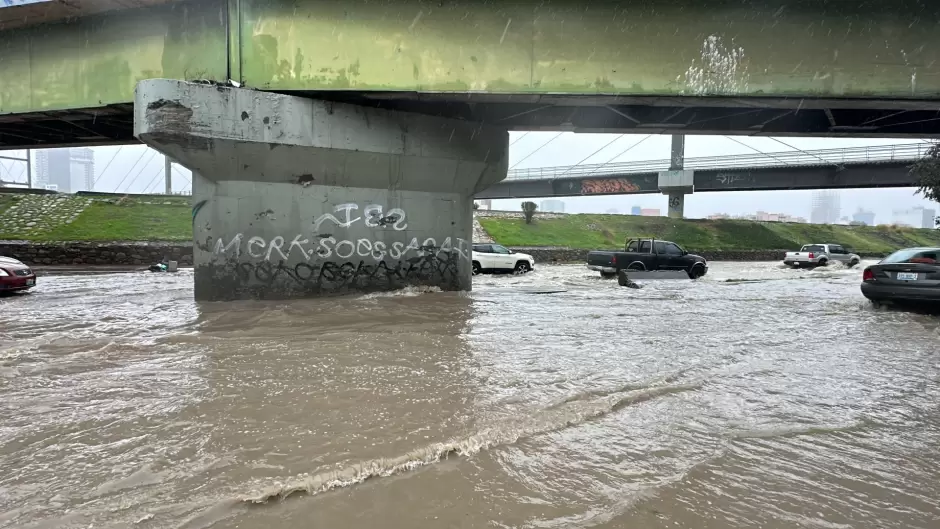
[239,383,700,505]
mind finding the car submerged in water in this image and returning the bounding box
[0,256,36,293]
[861,247,940,306]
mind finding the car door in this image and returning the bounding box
[490,244,516,270]
[828,245,849,263]
[662,242,687,270]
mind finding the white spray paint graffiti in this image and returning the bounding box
[214,234,470,262]
[313,203,407,232]
[212,204,469,263]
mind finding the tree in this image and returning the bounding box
[911,142,940,204]
[521,201,538,224]
[473,201,480,210]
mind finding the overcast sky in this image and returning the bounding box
[0,134,936,224]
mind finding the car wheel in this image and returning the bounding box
[848,259,859,268]
[627,262,645,271]
[818,259,828,267]
[688,265,705,279]
[472,261,482,275]
[600,271,617,279]
[514,261,531,274]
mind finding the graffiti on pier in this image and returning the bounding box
[313,203,407,232]
[223,252,462,292]
[581,178,640,195]
[212,233,469,263]
[199,201,471,296]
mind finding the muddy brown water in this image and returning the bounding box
[1,262,938,529]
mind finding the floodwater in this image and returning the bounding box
[1,261,939,529]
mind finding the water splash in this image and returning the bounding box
[682,35,749,95]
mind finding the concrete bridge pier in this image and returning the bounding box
[660,135,692,219]
[133,79,508,301]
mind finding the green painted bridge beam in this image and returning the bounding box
[2,0,940,117]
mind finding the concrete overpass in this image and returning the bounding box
[3,0,940,300]
[476,143,930,200]
[3,0,940,147]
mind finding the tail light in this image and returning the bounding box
[611,255,617,265]
[808,252,815,259]
[862,268,874,281]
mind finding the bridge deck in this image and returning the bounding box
[2,0,940,148]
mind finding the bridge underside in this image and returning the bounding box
[4,94,940,148]
[3,0,940,148]
[475,162,919,200]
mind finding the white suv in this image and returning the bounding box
[471,243,535,274]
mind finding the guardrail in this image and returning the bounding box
[506,143,932,181]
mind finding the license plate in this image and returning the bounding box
[26,279,35,286]
[896,272,918,281]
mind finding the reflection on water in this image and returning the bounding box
[1,262,938,529]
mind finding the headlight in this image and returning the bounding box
[0,269,8,277]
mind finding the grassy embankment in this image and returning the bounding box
[3,192,938,254]
[0,195,191,242]
[479,214,940,255]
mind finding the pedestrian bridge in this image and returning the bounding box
[476,143,931,199]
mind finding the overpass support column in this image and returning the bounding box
[659,135,693,219]
[133,80,508,301]
[666,192,686,218]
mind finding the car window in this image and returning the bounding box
[654,241,666,254]
[472,245,489,253]
[639,240,652,252]
[665,243,683,255]
[829,245,844,254]
[882,249,940,264]
[491,245,511,255]
[626,241,638,252]
[801,245,826,253]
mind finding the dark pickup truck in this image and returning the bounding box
[586,238,709,279]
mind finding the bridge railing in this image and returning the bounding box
[505,143,933,181]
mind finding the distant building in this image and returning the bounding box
[630,206,642,215]
[640,208,661,217]
[474,199,492,211]
[540,199,566,213]
[709,211,806,223]
[892,207,936,229]
[34,148,95,193]
[810,190,841,224]
[852,209,875,226]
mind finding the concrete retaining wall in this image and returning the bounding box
[0,241,193,266]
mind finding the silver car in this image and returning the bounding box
[783,244,860,268]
